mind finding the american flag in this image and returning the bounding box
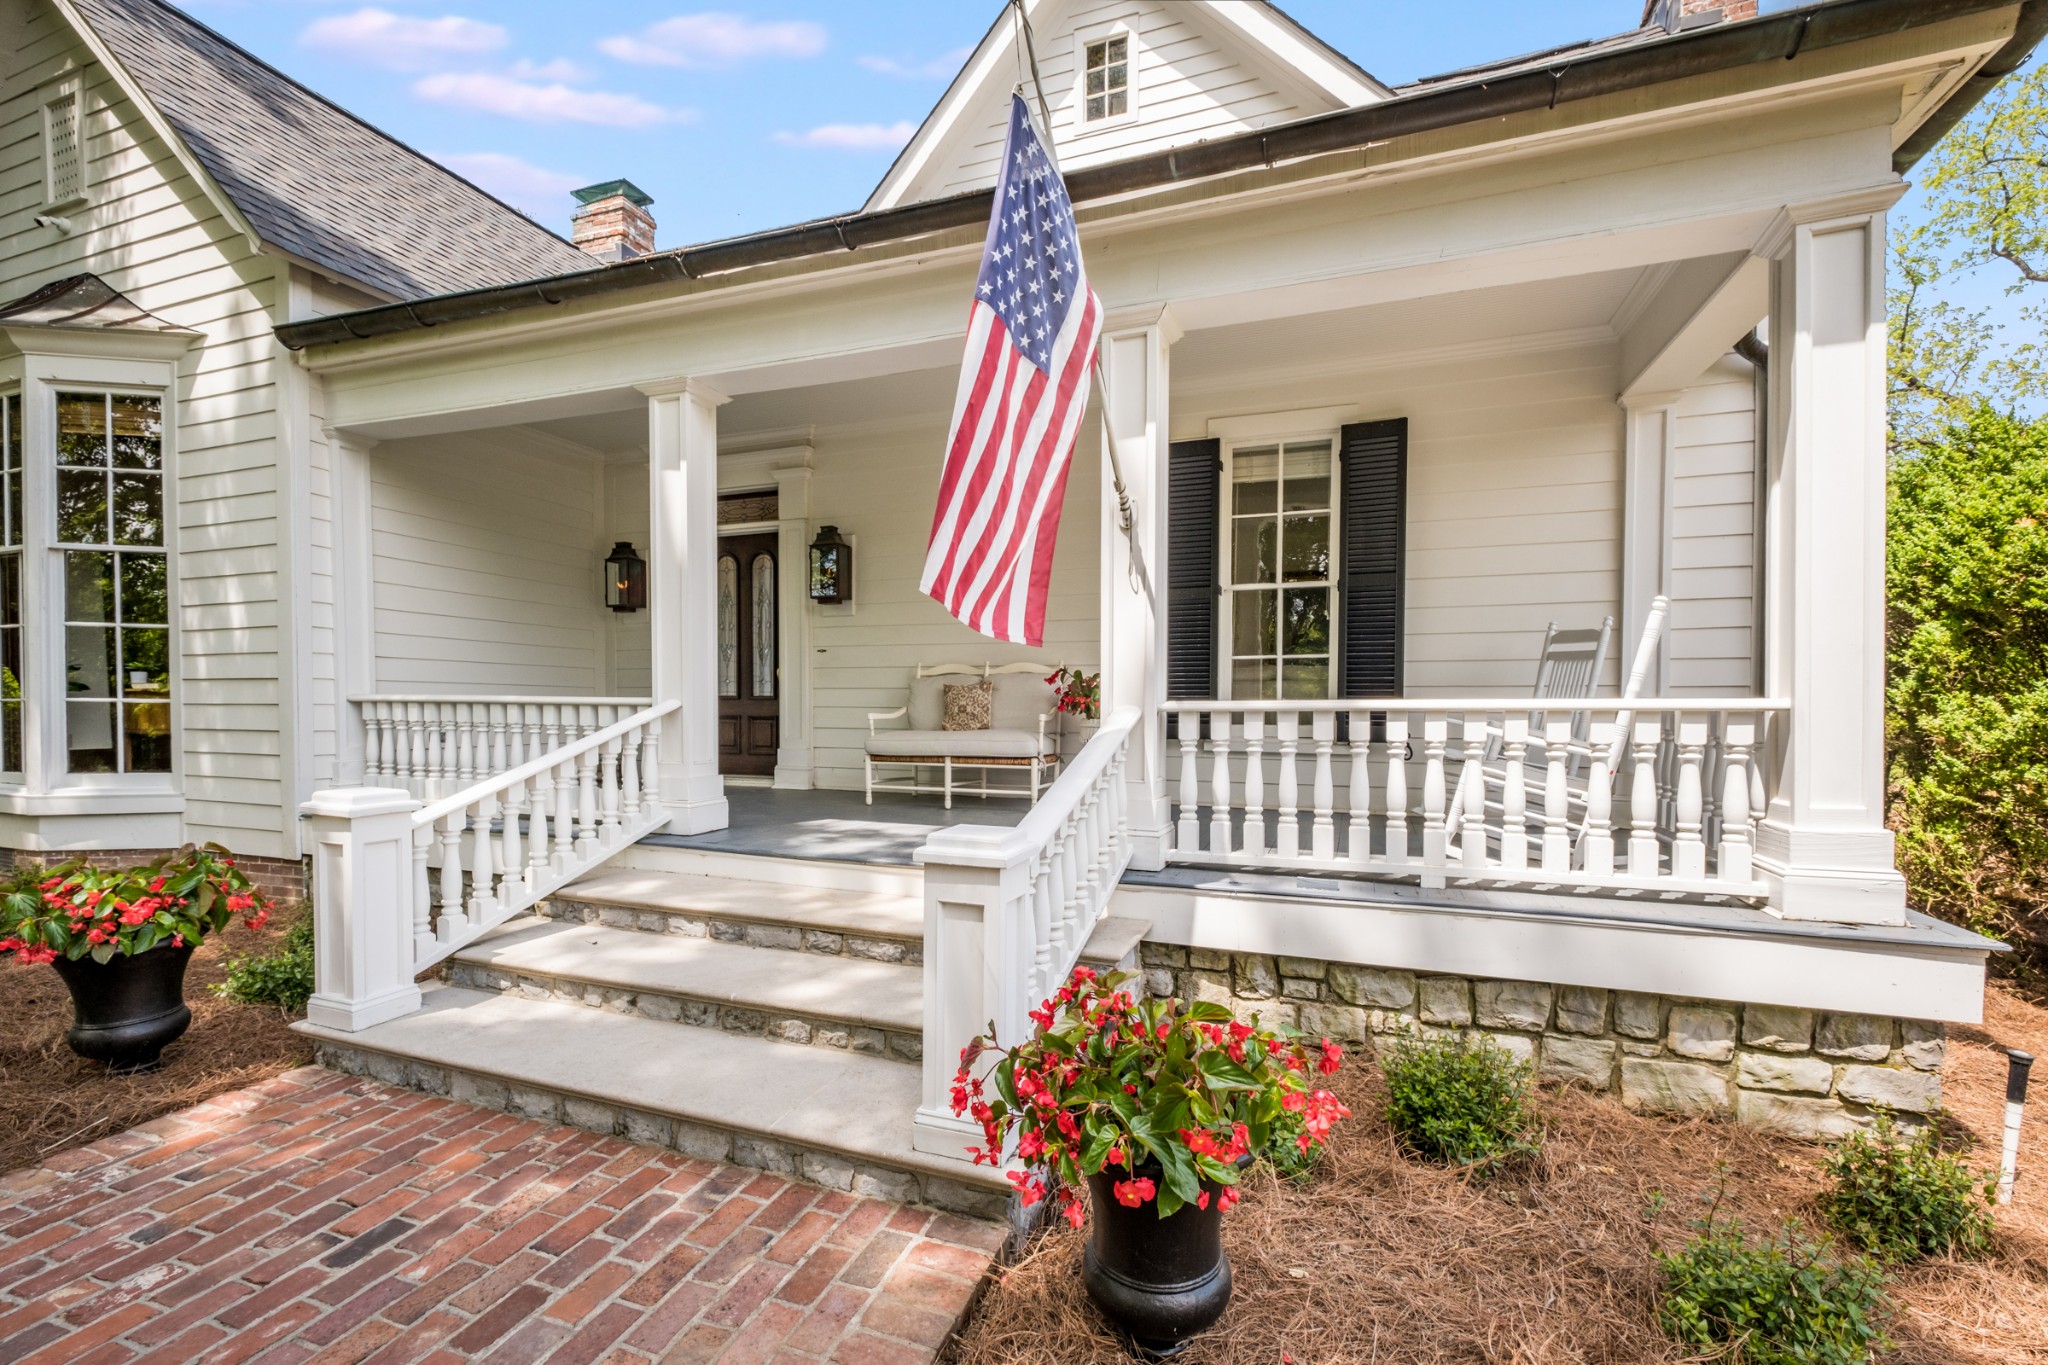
[920,94,1102,647]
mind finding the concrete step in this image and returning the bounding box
[446,917,924,1064]
[295,984,1009,1220]
[545,868,922,964]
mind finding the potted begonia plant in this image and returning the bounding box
[0,845,274,1073]
[1045,664,1102,758]
[953,966,1349,1356]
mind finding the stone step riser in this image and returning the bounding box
[543,897,922,965]
[309,1039,1008,1222]
[443,959,924,1066]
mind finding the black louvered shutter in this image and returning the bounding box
[1166,439,1221,704]
[1339,419,1407,698]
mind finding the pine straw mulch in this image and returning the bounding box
[950,982,2048,1365]
[0,908,313,1174]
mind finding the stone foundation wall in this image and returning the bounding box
[1137,945,1944,1140]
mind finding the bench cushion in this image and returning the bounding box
[866,729,1049,760]
[990,673,1053,731]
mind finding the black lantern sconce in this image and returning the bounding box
[605,541,646,612]
[808,525,853,605]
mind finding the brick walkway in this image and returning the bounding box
[0,1068,1001,1364]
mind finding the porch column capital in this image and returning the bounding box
[1617,389,1682,413]
[1752,183,1905,260]
[319,425,379,451]
[1102,302,1182,345]
[637,376,730,405]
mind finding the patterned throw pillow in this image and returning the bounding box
[942,681,993,731]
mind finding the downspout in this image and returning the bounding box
[1738,328,1770,700]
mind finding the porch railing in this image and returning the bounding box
[303,700,678,1032]
[1162,698,1786,899]
[353,695,654,800]
[911,706,1137,1158]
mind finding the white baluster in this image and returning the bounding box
[453,704,474,788]
[1541,716,1572,874]
[411,823,433,958]
[576,748,600,857]
[620,727,643,822]
[1702,716,1725,854]
[1309,711,1335,863]
[500,777,524,894]
[553,758,575,872]
[638,726,659,818]
[409,702,429,797]
[1421,714,1448,867]
[469,797,499,918]
[1176,715,1200,853]
[1628,716,1662,877]
[1383,714,1410,866]
[600,736,623,845]
[1345,710,1372,865]
[1208,711,1234,856]
[1460,715,1488,870]
[437,810,465,932]
[1582,720,1616,876]
[1499,715,1528,873]
[1657,713,1678,839]
[1717,712,1757,884]
[1672,713,1707,880]
[1031,851,1054,998]
[528,767,553,890]
[1242,711,1267,859]
[1276,710,1300,860]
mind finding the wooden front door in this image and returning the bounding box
[717,532,779,776]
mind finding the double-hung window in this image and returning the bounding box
[55,391,170,774]
[1224,438,1336,700]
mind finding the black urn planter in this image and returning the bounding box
[1082,1164,1234,1358]
[51,943,195,1074]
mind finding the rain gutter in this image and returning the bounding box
[277,0,2041,353]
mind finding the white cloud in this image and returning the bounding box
[857,47,972,81]
[300,8,507,71]
[773,121,917,152]
[508,56,589,83]
[413,72,688,128]
[599,12,826,69]
[433,151,584,219]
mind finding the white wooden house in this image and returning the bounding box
[2,0,2033,1216]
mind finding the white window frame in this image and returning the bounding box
[1072,21,1138,132]
[40,73,86,209]
[1210,407,1360,702]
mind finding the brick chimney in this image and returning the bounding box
[1642,0,1758,30]
[570,180,655,263]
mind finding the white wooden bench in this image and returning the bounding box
[864,662,1062,808]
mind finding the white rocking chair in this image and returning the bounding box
[1444,597,1669,860]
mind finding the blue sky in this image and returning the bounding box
[175,0,1784,246]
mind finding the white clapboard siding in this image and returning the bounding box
[910,0,1338,204]
[369,432,614,696]
[1668,355,1761,695]
[1,13,298,854]
[604,461,653,698]
[1172,339,1626,697]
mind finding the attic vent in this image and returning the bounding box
[43,82,83,205]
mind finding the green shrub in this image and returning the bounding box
[1657,1217,1891,1365]
[1819,1117,1996,1262]
[216,911,314,1014]
[1887,407,2048,975]
[1379,1033,1537,1169]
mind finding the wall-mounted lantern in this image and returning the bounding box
[605,541,646,612]
[808,525,853,605]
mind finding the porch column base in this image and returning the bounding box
[1124,789,1170,874]
[912,1107,986,1160]
[659,785,730,836]
[772,753,815,791]
[306,984,422,1034]
[1754,818,1907,926]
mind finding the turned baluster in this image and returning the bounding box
[1657,713,1678,838]
[499,777,525,890]
[437,810,465,931]
[639,728,659,815]
[576,748,601,857]
[1275,711,1301,860]
[1541,716,1572,874]
[411,823,433,957]
[1384,715,1410,865]
[1208,711,1234,856]
[1344,710,1372,864]
[1672,713,1708,880]
[1175,715,1201,853]
[1030,851,1054,998]
[528,768,553,890]
[1421,714,1449,866]
[1717,713,1757,883]
[453,704,474,788]
[552,759,575,872]
[409,702,430,796]
[1460,716,1489,870]
[1045,825,1071,966]
[469,796,501,918]
[1581,720,1617,875]
[1242,711,1268,859]
[1499,715,1529,873]
[599,737,623,844]
[1628,716,1663,877]
[1308,711,1335,863]
[620,727,643,822]
[1702,717,1725,854]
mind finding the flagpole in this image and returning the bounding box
[1011,0,1147,591]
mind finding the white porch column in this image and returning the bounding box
[643,379,730,834]
[326,428,379,786]
[1099,306,1180,872]
[1619,395,1676,693]
[772,462,815,790]
[1755,191,1906,925]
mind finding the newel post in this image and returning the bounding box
[912,829,1033,1161]
[302,787,425,1032]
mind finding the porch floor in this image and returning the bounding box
[639,785,1026,866]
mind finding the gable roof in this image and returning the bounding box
[865,0,1391,212]
[56,0,597,302]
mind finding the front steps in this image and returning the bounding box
[296,866,1011,1221]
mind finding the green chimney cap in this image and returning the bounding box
[572,179,653,208]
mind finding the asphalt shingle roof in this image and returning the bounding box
[66,0,599,301]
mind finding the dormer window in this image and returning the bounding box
[42,76,84,206]
[1083,34,1130,122]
